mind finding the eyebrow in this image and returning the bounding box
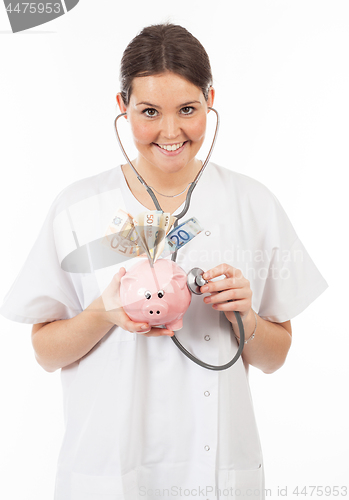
[135,100,202,108]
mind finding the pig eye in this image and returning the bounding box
[144,291,152,300]
[157,290,164,299]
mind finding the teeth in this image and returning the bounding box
[158,142,184,151]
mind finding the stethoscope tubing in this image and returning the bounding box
[114,107,220,218]
[114,108,245,370]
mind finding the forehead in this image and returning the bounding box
[129,72,204,105]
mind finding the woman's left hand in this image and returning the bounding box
[201,263,253,326]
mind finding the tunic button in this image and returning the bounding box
[204,445,210,451]
[205,231,211,236]
[204,335,210,341]
[204,391,210,397]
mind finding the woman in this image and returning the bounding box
[0,24,327,499]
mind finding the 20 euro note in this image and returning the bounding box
[161,217,204,256]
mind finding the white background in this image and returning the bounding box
[0,1,348,499]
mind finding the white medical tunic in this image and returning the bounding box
[0,163,328,500]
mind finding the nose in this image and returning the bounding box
[142,301,169,318]
[161,115,181,140]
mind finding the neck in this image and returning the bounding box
[130,156,202,196]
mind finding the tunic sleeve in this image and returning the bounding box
[255,190,328,323]
[0,197,82,325]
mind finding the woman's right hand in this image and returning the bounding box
[87,267,174,337]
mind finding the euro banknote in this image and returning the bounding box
[103,208,145,258]
[103,209,201,264]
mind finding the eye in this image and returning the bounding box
[157,290,165,299]
[180,106,194,115]
[143,108,158,118]
[144,291,152,300]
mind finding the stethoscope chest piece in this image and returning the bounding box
[187,267,208,295]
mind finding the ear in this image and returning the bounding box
[120,274,138,292]
[116,92,128,116]
[171,272,187,290]
[207,86,215,111]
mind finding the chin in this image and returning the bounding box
[141,154,191,172]
[157,160,194,175]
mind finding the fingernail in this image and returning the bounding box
[140,325,149,330]
[203,272,211,280]
[201,285,209,292]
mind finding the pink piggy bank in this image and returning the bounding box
[120,259,191,331]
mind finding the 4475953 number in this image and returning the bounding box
[6,3,62,14]
[293,486,347,496]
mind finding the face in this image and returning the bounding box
[116,72,215,176]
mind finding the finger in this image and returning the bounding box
[204,288,247,304]
[112,266,126,289]
[211,298,250,311]
[203,264,243,281]
[122,311,173,336]
[141,328,174,337]
[124,316,150,333]
[106,267,127,300]
[201,276,246,294]
[105,267,128,311]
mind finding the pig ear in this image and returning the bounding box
[120,274,138,291]
[171,272,187,290]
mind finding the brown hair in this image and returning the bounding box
[119,23,213,105]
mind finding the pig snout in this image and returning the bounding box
[141,300,169,318]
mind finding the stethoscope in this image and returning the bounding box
[114,108,245,370]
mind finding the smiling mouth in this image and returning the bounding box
[154,141,187,152]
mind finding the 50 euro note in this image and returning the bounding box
[103,208,145,258]
[133,211,161,262]
[133,211,176,264]
[153,212,177,262]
